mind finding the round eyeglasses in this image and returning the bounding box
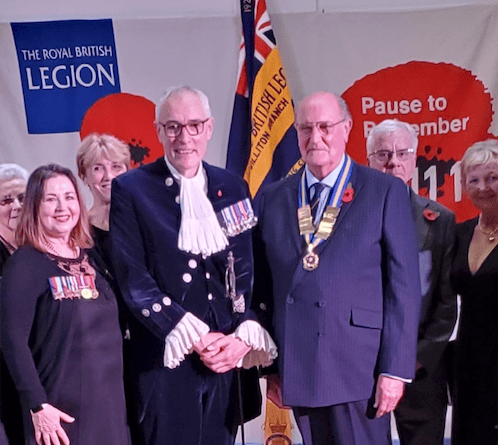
[0,194,25,207]
[369,149,415,162]
[296,119,345,136]
[158,119,209,137]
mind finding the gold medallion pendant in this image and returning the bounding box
[303,250,319,271]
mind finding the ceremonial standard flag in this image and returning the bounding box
[226,0,300,198]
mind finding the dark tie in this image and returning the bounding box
[310,182,326,223]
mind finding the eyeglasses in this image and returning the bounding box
[296,120,345,136]
[0,194,25,206]
[368,149,415,162]
[158,119,209,137]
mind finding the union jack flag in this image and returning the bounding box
[227,0,300,198]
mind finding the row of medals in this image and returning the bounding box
[52,275,99,300]
[298,204,339,271]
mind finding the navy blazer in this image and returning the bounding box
[110,158,254,370]
[412,193,457,374]
[254,161,422,407]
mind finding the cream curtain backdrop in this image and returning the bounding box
[2,1,497,443]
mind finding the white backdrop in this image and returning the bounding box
[1,1,496,443]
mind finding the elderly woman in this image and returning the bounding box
[76,134,129,268]
[0,163,29,444]
[451,139,498,444]
[0,164,130,445]
[0,164,29,270]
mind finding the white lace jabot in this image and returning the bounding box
[165,157,229,257]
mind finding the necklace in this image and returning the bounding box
[477,215,498,243]
[43,239,78,258]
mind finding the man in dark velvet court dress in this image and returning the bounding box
[110,86,276,445]
[367,119,457,445]
[254,91,421,445]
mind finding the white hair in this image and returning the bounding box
[461,139,498,179]
[366,119,418,155]
[155,86,212,121]
[0,163,29,183]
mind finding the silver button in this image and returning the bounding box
[165,177,174,186]
[182,273,192,283]
[142,309,150,317]
[207,293,213,301]
[152,303,161,312]
[205,272,211,279]
[162,296,172,306]
[188,259,197,269]
[175,195,180,204]
[259,303,267,311]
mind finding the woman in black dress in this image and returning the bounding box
[0,164,130,445]
[0,163,29,445]
[451,140,498,444]
[75,134,142,444]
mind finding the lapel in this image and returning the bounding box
[314,160,364,255]
[281,171,303,255]
[153,159,226,209]
[411,192,430,251]
[149,157,180,195]
[287,161,364,290]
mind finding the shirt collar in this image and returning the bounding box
[305,154,346,189]
[164,156,208,193]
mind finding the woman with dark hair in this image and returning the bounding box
[0,164,130,445]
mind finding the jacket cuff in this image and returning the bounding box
[379,372,412,384]
[232,320,278,369]
[163,312,210,369]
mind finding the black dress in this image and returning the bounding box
[451,218,498,444]
[0,241,24,445]
[91,224,143,445]
[0,245,130,445]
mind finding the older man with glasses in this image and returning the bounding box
[254,92,421,445]
[367,119,457,445]
[110,86,276,445]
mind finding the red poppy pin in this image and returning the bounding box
[423,209,439,221]
[342,183,354,203]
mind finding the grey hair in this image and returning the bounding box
[155,86,212,121]
[0,163,29,183]
[337,95,351,121]
[366,119,418,155]
[461,139,498,179]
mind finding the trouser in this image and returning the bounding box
[294,398,391,445]
[137,355,238,445]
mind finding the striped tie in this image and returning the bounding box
[310,182,326,224]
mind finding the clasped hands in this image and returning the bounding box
[193,331,251,373]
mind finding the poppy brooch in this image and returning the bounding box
[342,183,354,203]
[423,208,439,221]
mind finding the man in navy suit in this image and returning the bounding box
[110,86,276,445]
[367,119,457,445]
[254,91,421,445]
